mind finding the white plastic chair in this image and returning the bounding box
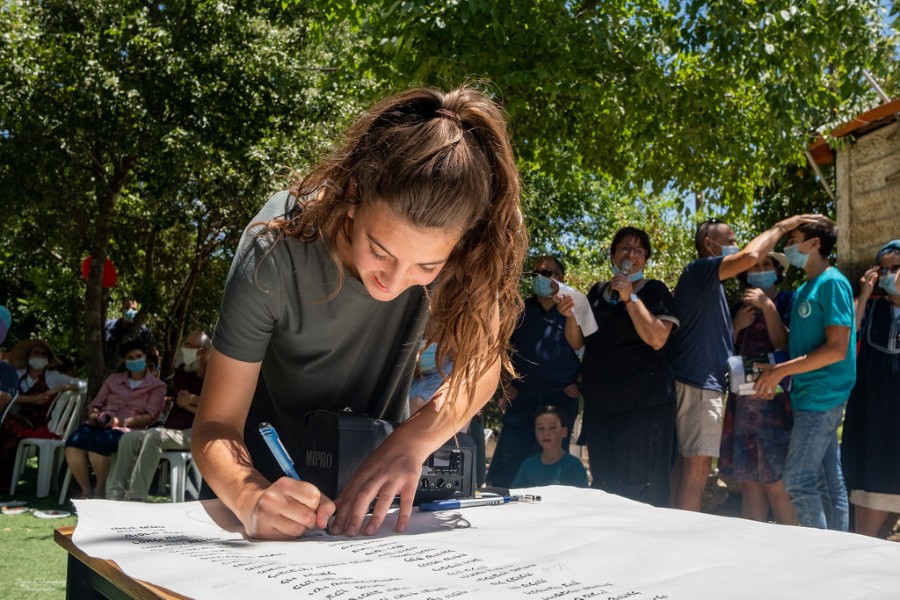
[58,451,114,504]
[0,391,20,425]
[10,390,87,498]
[159,451,202,502]
[59,448,202,503]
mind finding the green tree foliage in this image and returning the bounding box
[0,0,375,389]
[0,0,895,398]
[306,0,896,207]
[521,165,694,292]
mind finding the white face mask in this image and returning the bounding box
[28,357,49,371]
[181,347,199,365]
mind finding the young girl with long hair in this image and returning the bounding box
[192,85,527,539]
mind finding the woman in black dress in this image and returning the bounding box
[841,239,900,537]
[580,227,679,507]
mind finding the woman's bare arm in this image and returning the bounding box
[192,348,334,539]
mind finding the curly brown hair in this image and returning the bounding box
[268,85,527,426]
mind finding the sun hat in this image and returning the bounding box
[8,339,63,370]
[769,252,789,272]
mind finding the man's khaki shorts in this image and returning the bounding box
[675,381,724,457]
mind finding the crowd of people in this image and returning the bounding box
[488,219,899,539]
[0,85,896,544]
[0,296,209,502]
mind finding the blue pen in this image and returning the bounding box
[258,422,301,480]
[419,494,540,512]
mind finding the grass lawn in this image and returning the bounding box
[0,459,77,600]
[0,457,174,600]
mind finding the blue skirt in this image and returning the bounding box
[65,425,124,456]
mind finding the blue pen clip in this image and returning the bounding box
[258,422,301,480]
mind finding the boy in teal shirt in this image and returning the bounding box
[512,406,588,489]
[755,216,855,530]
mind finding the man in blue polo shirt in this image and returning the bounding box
[754,216,855,530]
[670,214,814,511]
[487,256,590,488]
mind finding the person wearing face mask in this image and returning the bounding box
[718,253,797,524]
[753,216,855,531]
[108,331,211,501]
[65,340,165,498]
[580,227,679,507]
[407,336,487,486]
[408,341,452,416]
[486,256,595,489]
[0,339,84,495]
[669,214,816,512]
[840,240,900,537]
[103,298,159,374]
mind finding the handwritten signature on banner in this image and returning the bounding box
[108,522,655,600]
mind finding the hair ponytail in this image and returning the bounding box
[273,84,527,425]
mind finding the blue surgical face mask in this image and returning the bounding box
[532,275,556,298]
[879,273,899,296]
[784,243,809,270]
[124,308,138,320]
[746,270,777,290]
[610,261,644,282]
[418,343,437,373]
[709,239,739,257]
[125,358,146,373]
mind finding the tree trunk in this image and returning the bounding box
[84,193,115,399]
[162,255,204,375]
[84,157,134,398]
[162,223,221,375]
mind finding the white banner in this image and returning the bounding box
[72,486,900,599]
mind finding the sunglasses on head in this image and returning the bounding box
[531,268,557,279]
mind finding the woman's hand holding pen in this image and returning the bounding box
[243,478,335,540]
[244,421,335,539]
[194,353,335,541]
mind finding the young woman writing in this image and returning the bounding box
[192,85,527,539]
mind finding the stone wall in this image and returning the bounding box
[836,120,900,284]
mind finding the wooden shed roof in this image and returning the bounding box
[808,98,900,165]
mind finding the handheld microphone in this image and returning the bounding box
[610,259,633,303]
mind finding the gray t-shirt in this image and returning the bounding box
[214,192,429,483]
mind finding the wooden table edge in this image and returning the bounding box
[55,526,191,600]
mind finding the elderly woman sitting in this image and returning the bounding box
[1,339,84,495]
[64,340,165,498]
